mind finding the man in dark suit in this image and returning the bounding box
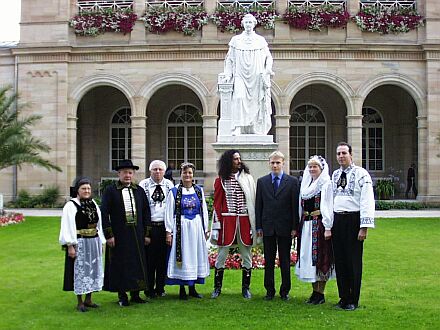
[101,159,151,307]
[256,151,300,301]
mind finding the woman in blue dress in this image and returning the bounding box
[165,162,210,300]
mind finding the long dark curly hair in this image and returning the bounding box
[218,149,250,180]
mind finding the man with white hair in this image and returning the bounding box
[139,160,174,298]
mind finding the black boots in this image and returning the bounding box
[211,267,252,299]
[211,268,224,299]
[242,267,252,299]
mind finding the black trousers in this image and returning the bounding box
[405,179,417,198]
[263,235,292,297]
[146,224,168,294]
[332,212,364,306]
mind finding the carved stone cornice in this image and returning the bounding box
[10,44,437,64]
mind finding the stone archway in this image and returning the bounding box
[76,86,132,191]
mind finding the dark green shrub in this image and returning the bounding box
[13,190,34,208]
[7,186,60,208]
[376,179,394,200]
[99,179,117,196]
[376,200,392,210]
[34,186,59,207]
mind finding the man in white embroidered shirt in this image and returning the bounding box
[139,160,174,298]
[332,142,375,311]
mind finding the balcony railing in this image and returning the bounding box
[359,0,417,10]
[77,0,134,12]
[146,0,204,9]
[288,0,346,8]
[217,1,275,10]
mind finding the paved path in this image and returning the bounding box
[4,208,440,218]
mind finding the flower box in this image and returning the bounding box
[353,7,423,35]
[211,5,279,33]
[70,8,137,36]
[142,6,208,36]
[284,4,349,31]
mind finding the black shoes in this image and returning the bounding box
[343,304,358,311]
[313,294,325,305]
[189,286,203,298]
[334,300,358,311]
[76,304,88,312]
[263,294,274,301]
[130,295,147,304]
[118,299,129,307]
[334,299,345,309]
[306,292,318,304]
[83,302,99,308]
[280,294,290,301]
[306,291,325,305]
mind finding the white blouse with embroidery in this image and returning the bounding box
[332,164,375,228]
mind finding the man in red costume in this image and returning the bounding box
[211,150,256,299]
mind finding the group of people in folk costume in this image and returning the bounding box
[60,141,374,312]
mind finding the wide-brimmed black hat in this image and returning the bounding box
[115,159,139,171]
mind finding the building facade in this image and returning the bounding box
[0,0,439,201]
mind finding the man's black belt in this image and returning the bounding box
[335,211,360,215]
[151,221,165,227]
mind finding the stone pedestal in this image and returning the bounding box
[215,73,278,179]
[212,142,278,180]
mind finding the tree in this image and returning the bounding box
[0,86,62,172]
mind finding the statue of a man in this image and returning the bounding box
[223,13,274,136]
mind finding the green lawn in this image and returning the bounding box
[0,217,439,329]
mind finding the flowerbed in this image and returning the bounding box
[208,246,297,269]
[353,7,423,34]
[211,6,279,33]
[142,6,208,36]
[0,211,25,227]
[283,4,349,31]
[70,8,137,36]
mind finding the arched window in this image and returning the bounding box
[167,104,203,170]
[290,104,326,171]
[362,107,384,171]
[110,107,131,170]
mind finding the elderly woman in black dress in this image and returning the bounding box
[59,177,105,312]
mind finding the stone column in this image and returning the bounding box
[416,115,428,201]
[202,0,219,42]
[131,0,147,44]
[345,0,363,43]
[275,0,290,41]
[202,114,219,193]
[131,96,148,180]
[274,114,291,172]
[424,0,440,43]
[346,115,363,166]
[67,111,78,196]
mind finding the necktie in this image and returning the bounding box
[273,176,280,194]
[151,184,165,203]
[337,171,347,189]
